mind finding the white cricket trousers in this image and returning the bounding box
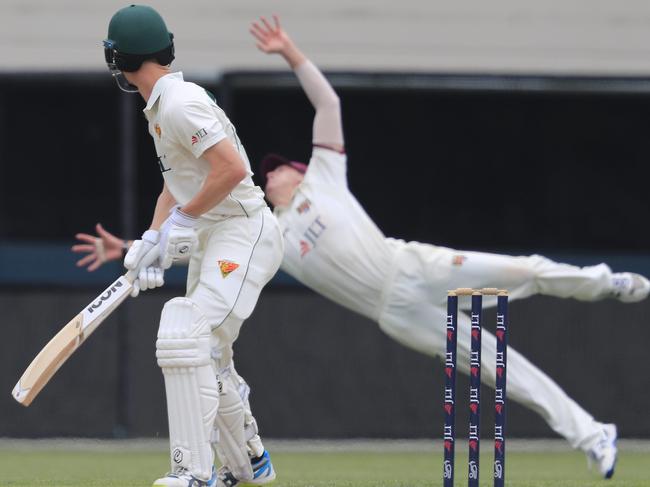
[378,239,613,450]
[162,207,282,472]
[186,207,284,366]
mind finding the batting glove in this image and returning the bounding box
[130,264,165,298]
[124,229,159,271]
[159,207,199,270]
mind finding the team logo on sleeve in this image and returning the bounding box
[191,128,208,145]
[218,260,239,278]
[154,123,162,139]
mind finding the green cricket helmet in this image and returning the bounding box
[103,5,175,92]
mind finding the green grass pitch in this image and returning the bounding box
[1,444,649,486]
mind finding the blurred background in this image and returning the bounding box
[1,0,649,440]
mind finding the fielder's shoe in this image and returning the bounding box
[216,450,276,486]
[587,424,617,479]
[152,466,217,487]
[610,272,650,303]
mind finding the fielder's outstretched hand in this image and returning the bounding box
[72,223,125,271]
[250,15,306,69]
[250,15,294,55]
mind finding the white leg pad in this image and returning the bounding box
[156,297,219,482]
[212,366,261,481]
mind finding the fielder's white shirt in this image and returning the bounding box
[275,147,392,321]
[143,72,266,222]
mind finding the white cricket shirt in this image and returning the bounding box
[275,147,393,321]
[143,72,266,222]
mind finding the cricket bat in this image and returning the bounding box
[11,273,134,406]
[11,246,158,407]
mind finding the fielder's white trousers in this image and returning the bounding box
[378,239,613,450]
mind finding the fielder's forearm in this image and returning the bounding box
[293,60,344,149]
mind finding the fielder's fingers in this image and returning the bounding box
[251,22,268,39]
[261,16,274,32]
[250,27,267,44]
[75,233,97,244]
[76,253,96,267]
[94,238,106,263]
[273,14,280,29]
[87,259,103,272]
[95,223,112,239]
[71,244,95,253]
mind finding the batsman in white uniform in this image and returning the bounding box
[83,14,649,482]
[102,6,281,487]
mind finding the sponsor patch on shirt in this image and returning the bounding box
[218,260,239,278]
[296,199,311,214]
[300,240,311,258]
[191,128,208,145]
[299,216,327,258]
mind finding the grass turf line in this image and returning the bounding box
[1,449,649,486]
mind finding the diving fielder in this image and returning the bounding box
[252,20,640,479]
[83,14,649,481]
[102,6,282,487]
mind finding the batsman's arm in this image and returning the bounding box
[179,141,247,218]
[250,15,344,152]
[149,183,177,230]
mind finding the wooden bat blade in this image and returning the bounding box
[12,313,84,406]
[12,275,133,406]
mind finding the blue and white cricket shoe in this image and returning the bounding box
[152,466,217,487]
[588,424,617,479]
[216,450,276,486]
[249,450,276,484]
[611,273,650,303]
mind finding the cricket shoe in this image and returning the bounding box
[216,450,276,486]
[152,466,217,487]
[587,423,617,479]
[249,450,276,484]
[610,272,650,303]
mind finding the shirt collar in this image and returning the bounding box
[143,72,184,112]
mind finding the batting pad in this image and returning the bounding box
[213,367,260,481]
[156,297,219,481]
